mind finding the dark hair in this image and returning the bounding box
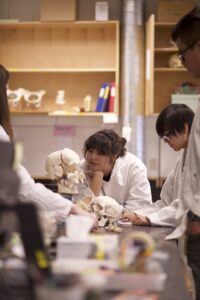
[156,104,194,138]
[171,6,200,45]
[83,129,127,159]
[0,64,13,140]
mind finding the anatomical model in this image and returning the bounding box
[45,148,85,195]
[77,195,123,232]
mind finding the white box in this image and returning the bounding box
[56,237,96,259]
[95,2,109,21]
[171,94,199,112]
[52,259,167,292]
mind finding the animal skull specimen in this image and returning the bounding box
[168,53,183,68]
[23,89,46,108]
[7,88,24,108]
[77,195,123,232]
[45,148,85,194]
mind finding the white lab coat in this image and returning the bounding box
[136,152,185,228]
[78,152,152,210]
[167,98,200,240]
[0,125,72,217]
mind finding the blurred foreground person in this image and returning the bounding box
[0,64,97,226]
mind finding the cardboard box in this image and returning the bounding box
[41,0,76,21]
[157,0,195,22]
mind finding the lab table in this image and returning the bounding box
[54,224,191,300]
[111,225,191,300]
[3,221,189,300]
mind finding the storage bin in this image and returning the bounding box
[171,94,199,112]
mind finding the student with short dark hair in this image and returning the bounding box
[122,104,194,227]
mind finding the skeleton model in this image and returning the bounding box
[168,53,183,68]
[23,89,46,108]
[7,88,46,109]
[45,148,85,194]
[7,88,24,108]
[77,195,123,233]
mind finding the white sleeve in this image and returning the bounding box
[181,102,200,217]
[147,163,179,227]
[124,164,152,211]
[0,127,72,217]
[147,198,179,227]
[136,163,179,227]
[17,164,72,217]
[0,127,10,142]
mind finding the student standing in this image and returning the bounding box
[167,7,200,300]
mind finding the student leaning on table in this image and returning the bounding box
[76,129,152,211]
[122,103,194,228]
[0,64,97,223]
[167,7,200,300]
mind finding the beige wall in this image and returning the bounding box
[12,116,121,177]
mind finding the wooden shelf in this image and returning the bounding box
[0,21,118,29]
[155,68,187,72]
[10,109,49,114]
[48,111,110,116]
[10,110,110,116]
[10,110,119,123]
[1,21,120,116]
[155,22,176,28]
[9,68,116,73]
[155,48,177,52]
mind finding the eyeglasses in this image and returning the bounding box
[177,40,198,63]
[160,132,172,143]
[161,135,170,143]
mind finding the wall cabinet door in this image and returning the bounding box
[145,15,199,115]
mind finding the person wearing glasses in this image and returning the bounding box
[122,104,194,228]
[168,6,200,300]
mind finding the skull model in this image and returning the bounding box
[168,53,183,68]
[23,89,46,108]
[45,148,85,194]
[77,195,123,233]
[7,88,24,108]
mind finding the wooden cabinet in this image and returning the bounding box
[145,14,199,115]
[0,21,120,118]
